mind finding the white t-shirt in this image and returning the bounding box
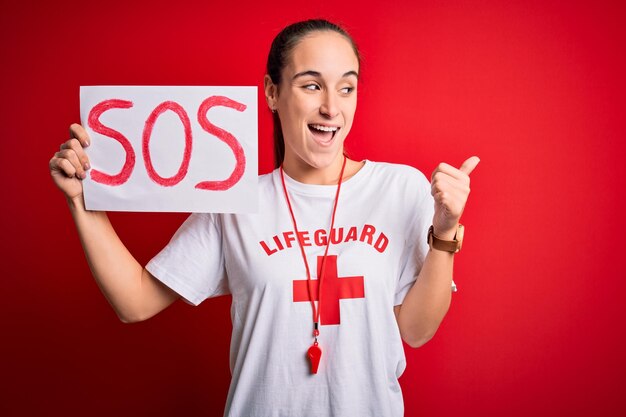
[147,161,440,417]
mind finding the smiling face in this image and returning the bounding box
[265,30,359,181]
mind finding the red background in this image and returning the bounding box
[2,0,625,415]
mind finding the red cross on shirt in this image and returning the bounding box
[292,255,365,325]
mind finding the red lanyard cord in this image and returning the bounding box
[280,156,347,337]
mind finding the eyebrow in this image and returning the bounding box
[292,70,359,80]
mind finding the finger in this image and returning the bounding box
[433,187,467,208]
[431,167,471,189]
[69,123,90,147]
[431,162,469,183]
[50,156,78,179]
[431,173,470,196]
[459,156,480,175]
[55,149,86,179]
[61,138,90,171]
[433,190,466,219]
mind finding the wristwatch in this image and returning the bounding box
[427,224,464,253]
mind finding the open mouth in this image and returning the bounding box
[308,124,339,145]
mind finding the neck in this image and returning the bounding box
[282,153,348,185]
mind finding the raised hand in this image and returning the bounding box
[49,124,91,203]
[430,156,480,239]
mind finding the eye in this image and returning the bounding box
[340,86,355,95]
[303,84,320,91]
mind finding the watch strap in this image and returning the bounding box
[428,224,464,253]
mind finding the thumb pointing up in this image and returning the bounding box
[459,156,481,176]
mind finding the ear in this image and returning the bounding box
[264,74,278,111]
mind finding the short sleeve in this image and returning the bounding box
[146,213,228,306]
[394,185,433,306]
[393,170,458,306]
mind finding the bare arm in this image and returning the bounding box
[50,124,179,323]
[395,157,479,347]
[394,239,454,348]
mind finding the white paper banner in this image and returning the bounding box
[80,86,258,213]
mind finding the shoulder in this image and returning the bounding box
[258,169,280,195]
[364,161,431,193]
[259,169,276,184]
[179,212,220,231]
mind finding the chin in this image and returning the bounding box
[305,149,344,169]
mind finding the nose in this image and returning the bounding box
[319,91,339,119]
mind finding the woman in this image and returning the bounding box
[49,19,478,417]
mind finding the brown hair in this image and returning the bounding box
[266,19,361,168]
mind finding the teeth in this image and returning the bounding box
[310,124,338,132]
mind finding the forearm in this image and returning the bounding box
[67,196,174,322]
[396,247,455,348]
